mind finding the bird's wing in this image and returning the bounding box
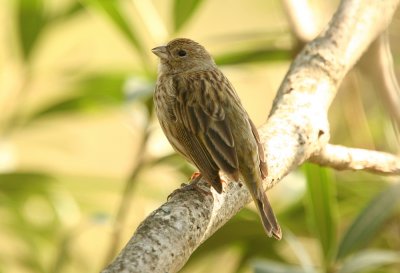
[172,70,240,186]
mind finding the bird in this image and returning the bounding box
[152,38,281,239]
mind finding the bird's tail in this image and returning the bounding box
[253,188,282,240]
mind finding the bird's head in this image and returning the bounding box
[152,38,216,75]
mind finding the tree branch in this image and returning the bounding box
[282,0,320,43]
[102,0,400,272]
[309,144,400,174]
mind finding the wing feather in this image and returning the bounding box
[173,71,240,182]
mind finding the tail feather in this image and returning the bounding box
[255,190,282,240]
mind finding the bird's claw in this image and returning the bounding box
[167,172,211,200]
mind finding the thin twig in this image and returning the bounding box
[309,144,400,174]
[282,0,320,43]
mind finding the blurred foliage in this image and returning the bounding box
[172,0,205,32]
[82,0,146,58]
[31,73,129,119]
[0,0,399,273]
[337,183,400,260]
[17,0,47,61]
[304,165,338,270]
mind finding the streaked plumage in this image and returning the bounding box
[152,38,281,239]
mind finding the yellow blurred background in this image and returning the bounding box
[1,0,399,273]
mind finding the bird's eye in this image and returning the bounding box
[177,50,187,57]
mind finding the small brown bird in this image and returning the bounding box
[152,38,281,239]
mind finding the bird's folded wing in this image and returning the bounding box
[172,71,240,181]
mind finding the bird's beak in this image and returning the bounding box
[151,46,168,59]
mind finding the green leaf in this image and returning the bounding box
[215,48,291,66]
[252,260,307,273]
[50,1,85,22]
[173,0,204,32]
[29,73,128,119]
[338,250,400,273]
[24,73,155,125]
[17,0,47,60]
[84,0,144,54]
[0,172,54,199]
[337,182,400,260]
[304,164,338,268]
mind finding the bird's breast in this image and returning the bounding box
[154,76,178,122]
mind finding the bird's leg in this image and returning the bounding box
[167,172,211,200]
[220,179,227,192]
[187,172,212,195]
[190,171,201,180]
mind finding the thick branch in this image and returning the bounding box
[102,1,400,272]
[310,144,400,174]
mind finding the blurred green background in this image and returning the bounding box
[1,0,400,272]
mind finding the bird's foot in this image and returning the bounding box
[167,172,211,200]
[190,171,201,180]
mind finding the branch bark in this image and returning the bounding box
[310,144,400,174]
[102,0,400,272]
